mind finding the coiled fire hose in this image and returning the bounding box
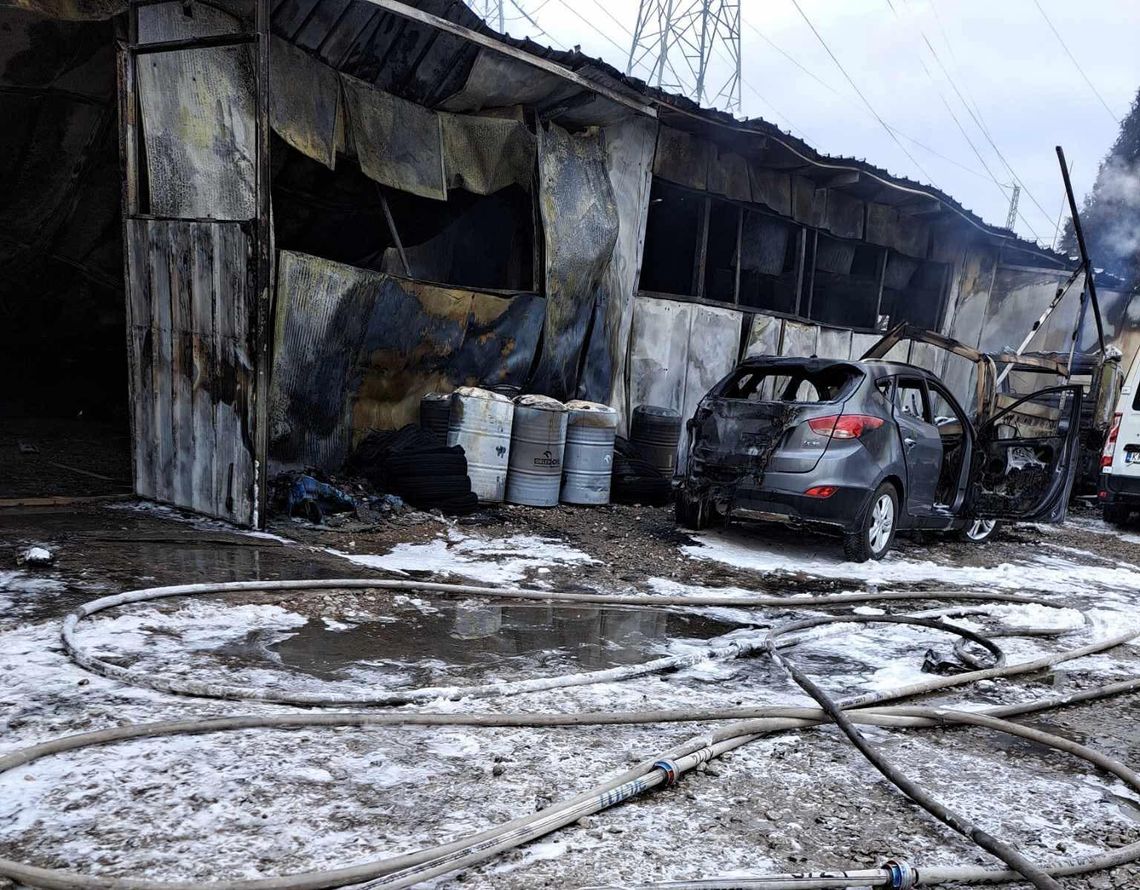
[0,577,1137,889]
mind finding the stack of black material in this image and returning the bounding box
[610,436,672,506]
[346,425,479,514]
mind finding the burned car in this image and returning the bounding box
[676,353,1083,562]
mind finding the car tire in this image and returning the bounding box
[957,518,1000,543]
[1104,504,1131,526]
[844,483,898,563]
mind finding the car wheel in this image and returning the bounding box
[844,483,897,563]
[1104,504,1131,526]
[957,518,999,543]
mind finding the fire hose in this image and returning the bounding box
[0,577,1137,889]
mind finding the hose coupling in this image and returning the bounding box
[652,759,680,787]
[882,859,917,889]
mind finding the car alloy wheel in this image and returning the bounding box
[964,519,996,542]
[868,492,895,555]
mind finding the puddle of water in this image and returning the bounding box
[215,600,742,690]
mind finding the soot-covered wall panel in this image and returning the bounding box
[270,250,543,471]
[529,122,619,401]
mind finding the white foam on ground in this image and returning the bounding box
[332,529,594,584]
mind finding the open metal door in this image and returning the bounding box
[119,0,271,526]
[970,385,1084,523]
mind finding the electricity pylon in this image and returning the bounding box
[467,0,504,32]
[627,0,741,113]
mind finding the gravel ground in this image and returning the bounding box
[1,499,1140,889]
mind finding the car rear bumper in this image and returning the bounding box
[1099,472,1140,505]
[724,471,874,533]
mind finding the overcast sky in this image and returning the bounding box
[488,0,1140,249]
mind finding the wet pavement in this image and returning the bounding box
[3,498,1140,889]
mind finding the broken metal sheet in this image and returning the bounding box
[653,125,712,192]
[816,326,853,361]
[137,2,241,41]
[707,149,750,202]
[126,219,255,525]
[678,303,743,469]
[739,212,789,276]
[815,237,856,275]
[270,37,340,170]
[437,47,580,113]
[439,111,535,195]
[745,313,783,358]
[341,73,446,200]
[269,250,542,470]
[137,43,256,219]
[791,176,817,224]
[866,201,929,257]
[749,163,792,217]
[579,114,658,434]
[820,189,863,240]
[980,267,1082,356]
[628,295,691,419]
[910,341,945,377]
[530,122,619,401]
[943,246,998,402]
[850,332,881,362]
[781,320,819,358]
[135,2,255,220]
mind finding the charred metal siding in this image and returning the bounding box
[126,219,256,523]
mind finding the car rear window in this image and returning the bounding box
[722,366,861,404]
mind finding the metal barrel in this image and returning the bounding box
[560,400,618,505]
[419,392,452,446]
[631,404,682,480]
[505,395,568,507]
[447,386,515,503]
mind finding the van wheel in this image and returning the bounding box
[844,483,897,563]
[1104,504,1131,527]
[958,519,999,543]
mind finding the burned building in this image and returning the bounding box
[2,0,1137,525]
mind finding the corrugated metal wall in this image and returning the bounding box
[126,220,256,524]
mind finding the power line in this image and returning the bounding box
[505,0,567,49]
[882,0,1046,241]
[787,0,935,184]
[1032,0,1119,124]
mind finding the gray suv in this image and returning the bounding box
[676,356,1082,561]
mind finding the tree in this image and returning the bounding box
[1061,87,1140,290]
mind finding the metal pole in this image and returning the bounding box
[253,0,272,527]
[1057,144,1105,353]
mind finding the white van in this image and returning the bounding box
[1100,355,1140,524]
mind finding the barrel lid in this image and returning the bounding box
[455,385,513,403]
[633,404,680,418]
[421,391,452,403]
[514,394,567,412]
[565,400,618,428]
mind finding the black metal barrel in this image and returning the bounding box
[630,405,681,481]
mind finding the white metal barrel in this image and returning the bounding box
[505,395,568,507]
[561,400,617,505]
[447,386,515,503]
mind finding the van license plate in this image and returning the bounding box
[1126,450,1140,464]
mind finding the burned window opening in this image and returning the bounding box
[703,199,739,302]
[270,135,535,292]
[879,254,948,332]
[738,211,799,314]
[809,236,882,329]
[639,178,702,297]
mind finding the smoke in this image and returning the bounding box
[1086,154,1140,280]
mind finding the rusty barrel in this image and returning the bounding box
[447,387,515,503]
[505,395,568,508]
[560,400,618,505]
[631,404,681,480]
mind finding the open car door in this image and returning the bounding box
[969,385,1084,523]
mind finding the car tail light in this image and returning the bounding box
[807,414,885,439]
[804,485,838,498]
[1102,412,1122,468]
